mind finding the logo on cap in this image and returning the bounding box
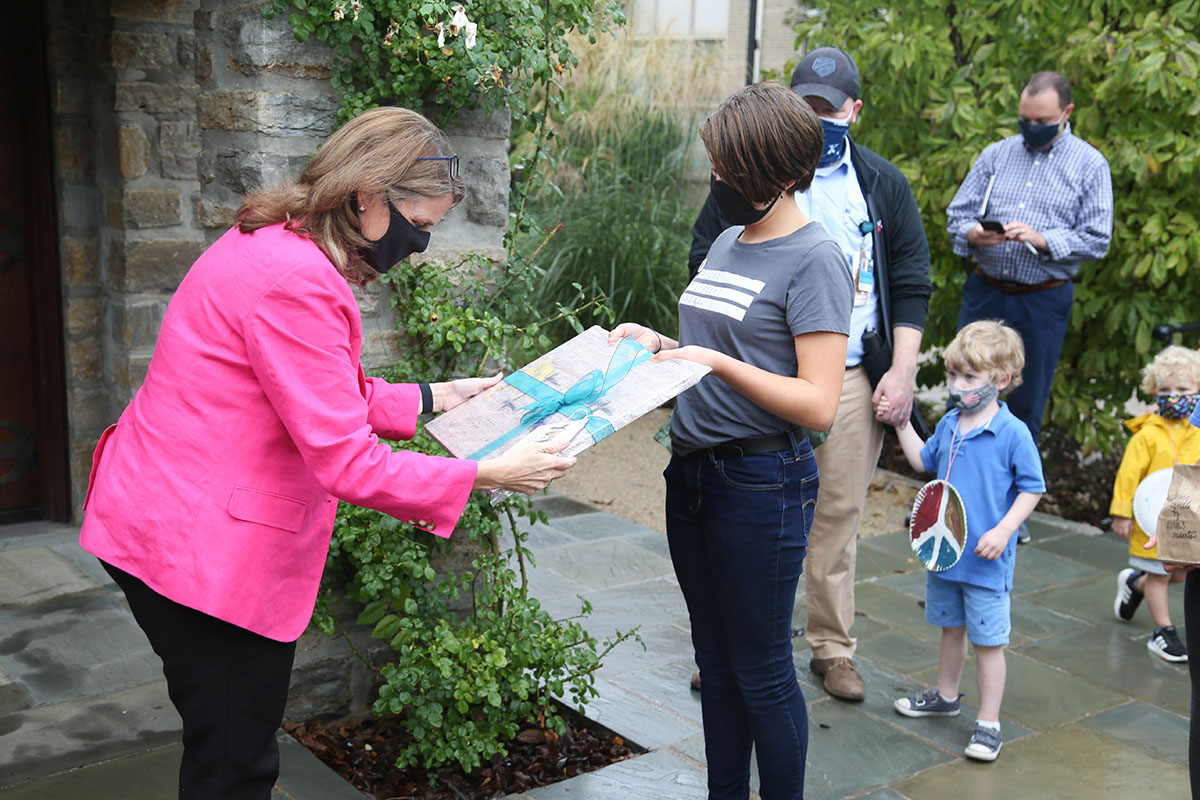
[812,56,837,77]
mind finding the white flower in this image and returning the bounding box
[333,2,346,21]
[464,21,477,49]
[451,5,469,31]
[435,22,445,48]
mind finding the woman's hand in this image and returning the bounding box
[1143,534,1199,573]
[653,345,724,371]
[472,440,577,494]
[434,373,504,413]
[609,323,673,353]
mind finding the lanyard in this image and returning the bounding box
[944,421,967,483]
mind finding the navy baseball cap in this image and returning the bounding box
[790,47,860,107]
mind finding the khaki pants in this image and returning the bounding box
[807,366,885,661]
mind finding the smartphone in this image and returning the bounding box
[977,218,1005,234]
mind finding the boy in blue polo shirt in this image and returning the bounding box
[880,320,1045,761]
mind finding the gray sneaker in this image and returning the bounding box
[893,687,962,717]
[964,723,1003,761]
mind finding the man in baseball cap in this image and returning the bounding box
[687,47,931,702]
[790,46,861,110]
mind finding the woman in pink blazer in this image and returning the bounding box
[79,107,574,800]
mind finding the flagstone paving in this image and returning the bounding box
[0,494,1193,798]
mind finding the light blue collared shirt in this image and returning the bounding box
[946,123,1112,284]
[794,141,877,366]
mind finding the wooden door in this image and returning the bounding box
[0,5,69,523]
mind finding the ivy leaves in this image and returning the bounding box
[264,0,625,126]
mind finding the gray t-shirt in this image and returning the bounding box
[671,221,854,455]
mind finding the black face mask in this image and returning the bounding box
[710,175,779,226]
[360,201,431,273]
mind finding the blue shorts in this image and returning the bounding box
[924,571,1011,646]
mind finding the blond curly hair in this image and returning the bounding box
[943,320,1026,392]
[1141,345,1200,396]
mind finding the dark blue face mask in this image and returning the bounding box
[1019,113,1064,151]
[360,201,431,273]
[818,115,851,167]
[709,175,779,226]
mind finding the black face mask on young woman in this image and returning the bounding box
[710,175,779,226]
[360,201,431,274]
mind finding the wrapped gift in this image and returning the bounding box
[425,326,709,488]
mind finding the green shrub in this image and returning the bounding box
[263,0,624,125]
[794,1,1200,452]
[310,252,635,775]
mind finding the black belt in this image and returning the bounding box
[704,429,799,460]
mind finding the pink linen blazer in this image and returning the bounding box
[80,223,478,641]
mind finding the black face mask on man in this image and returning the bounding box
[709,175,780,226]
[360,201,431,274]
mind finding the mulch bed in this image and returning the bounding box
[284,706,642,800]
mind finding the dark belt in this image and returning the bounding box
[704,428,799,460]
[976,268,1067,295]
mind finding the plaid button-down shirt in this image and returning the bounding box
[946,124,1112,284]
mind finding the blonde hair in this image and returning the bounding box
[236,106,466,287]
[1141,345,1200,395]
[943,320,1026,392]
[699,81,823,204]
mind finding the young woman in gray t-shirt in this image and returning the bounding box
[611,82,854,799]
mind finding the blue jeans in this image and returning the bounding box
[958,270,1074,443]
[665,437,818,800]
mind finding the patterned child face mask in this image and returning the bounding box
[1156,393,1199,420]
[947,382,999,415]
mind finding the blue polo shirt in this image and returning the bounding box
[920,403,1046,591]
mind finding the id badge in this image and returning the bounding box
[853,250,874,306]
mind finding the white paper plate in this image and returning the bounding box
[1133,467,1175,537]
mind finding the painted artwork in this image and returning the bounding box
[424,326,709,501]
[910,479,968,571]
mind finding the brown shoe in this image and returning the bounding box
[809,657,865,702]
[690,668,701,691]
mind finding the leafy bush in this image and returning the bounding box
[264,0,624,125]
[794,1,1200,451]
[310,252,633,774]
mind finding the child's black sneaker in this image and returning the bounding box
[893,687,961,717]
[1113,568,1144,622]
[1148,625,1188,662]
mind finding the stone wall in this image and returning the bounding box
[42,0,511,720]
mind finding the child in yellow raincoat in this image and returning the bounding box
[1110,345,1200,662]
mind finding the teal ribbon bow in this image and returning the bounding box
[467,336,653,460]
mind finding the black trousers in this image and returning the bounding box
[102,561,297,800]
[1188,570,1200,798]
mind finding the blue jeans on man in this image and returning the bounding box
[957,270,1074,443]
[665,437,818,800]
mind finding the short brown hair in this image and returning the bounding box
[1024,71,1071,109]
[944,320,1026,392]
[1141,345,1200,396]
[236,106,465,286]
[699,81,823,204]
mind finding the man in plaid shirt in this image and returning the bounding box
[947,70,1112,451]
